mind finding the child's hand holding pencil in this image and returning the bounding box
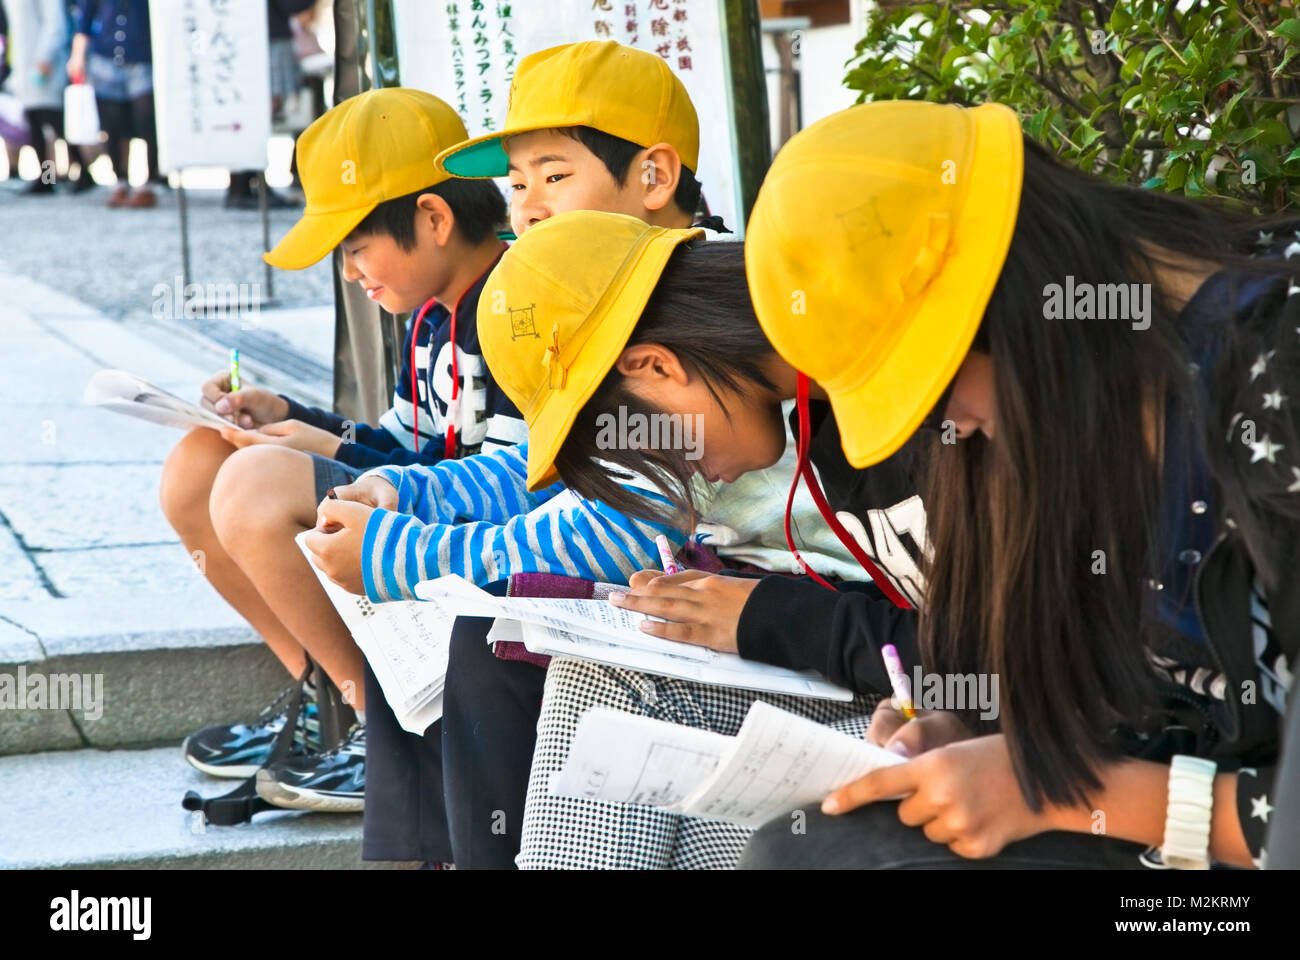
[198,368,288,429]
[303,493,374,594]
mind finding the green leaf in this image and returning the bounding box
[1026,105,1055,140]
[1271,20,1300,43]
[1110,4,1134,35]
[1226,125,1263,145]
[1255,117,1294,147]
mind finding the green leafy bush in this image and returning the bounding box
[845,1,1300,213]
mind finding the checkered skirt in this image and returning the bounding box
[518,657,878,869]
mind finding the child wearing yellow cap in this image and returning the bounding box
[474,98,1299,870]
[434,40,719,236]
[305,41,873,869]
[160,88,517,833]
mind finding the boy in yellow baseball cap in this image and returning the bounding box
[435,40,724,236]
[301,40,730,870]
[303,42,892,870]
[162,88,520,832]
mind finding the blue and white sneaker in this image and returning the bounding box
[255,723,366,813]
[182,683,321,779]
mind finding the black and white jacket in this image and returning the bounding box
[738,254,1300,865]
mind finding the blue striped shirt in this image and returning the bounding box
[359,444,687,602]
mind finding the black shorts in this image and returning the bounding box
[309,454,364,503]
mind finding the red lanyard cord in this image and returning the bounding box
[410,243,506,460]
[784,373,915,610]
[408,296,438,455]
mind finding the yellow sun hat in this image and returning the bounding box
[745,99,1024,468]
[434,40,700,179]
[477,210,704,490]
[265,88,469,270]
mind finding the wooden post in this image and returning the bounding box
[724,0,773,229]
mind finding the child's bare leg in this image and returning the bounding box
[160,429,308,677]
[209,445,367,710]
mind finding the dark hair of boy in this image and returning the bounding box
[352,177,509,248]
[562,125,704,219]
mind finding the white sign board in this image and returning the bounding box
[392,0,744,235]
[151,0,272,173]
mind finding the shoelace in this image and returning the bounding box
[316,724,365,759]
[256,682,300,724]
[256,683,319,749]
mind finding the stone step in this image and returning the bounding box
[0,744,398,869]
[1,592,290,756]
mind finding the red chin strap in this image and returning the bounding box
[784,373,914,610]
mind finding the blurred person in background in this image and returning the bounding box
[9,0,93,194]
[1,0,30,180]
[66,0,157,208]
[225,0,316,210]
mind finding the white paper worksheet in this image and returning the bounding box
[84,369,247,433]
[417,575,851,699]
[296,533,453,733]
[552,701,903,827]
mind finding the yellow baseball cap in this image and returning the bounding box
[435,40,700,180]
[745,100,1023,469]
[478,210,703,490]
[265,88,469,270]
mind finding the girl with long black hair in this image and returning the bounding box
[479,98,1298,869]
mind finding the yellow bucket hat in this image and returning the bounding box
[265,88,469,270]
[745,99,1024,469]
[478,210,704,490]
[435,40,700,179]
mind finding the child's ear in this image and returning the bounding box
[636,144,683,215]
[615,344,689,386]
[415,192,457,247]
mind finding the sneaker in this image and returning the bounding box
[182,683,321,779]
[126,187,157,208]
[255,723,366,813]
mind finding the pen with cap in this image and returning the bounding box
[229,348,241,392]
[881,644,916,720]
[655,534,681,575]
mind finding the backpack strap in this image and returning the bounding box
[181,658,354,826]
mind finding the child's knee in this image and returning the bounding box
[210,445,316,544]
[159,428,233,522]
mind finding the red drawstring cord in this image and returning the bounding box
[445,300,460,461]
[438,243,510,461]
[408,296,438,455]
[783,373,915,610]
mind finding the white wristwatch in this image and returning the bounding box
[1161,755,1217,869]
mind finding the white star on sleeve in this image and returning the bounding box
[1262,389,1287,409]
[1286,241,1300,260]
[1251,794,1274,822]
[1250,353,1270,381]
[1289,466,1300,493]
[1249,435,1284,464]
